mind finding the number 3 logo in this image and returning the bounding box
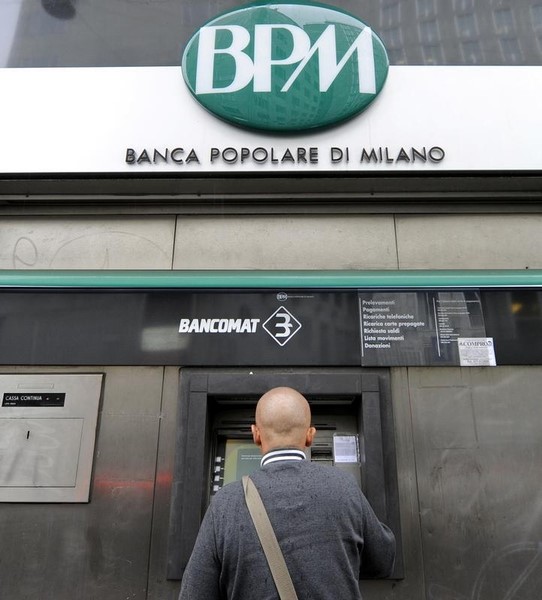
[263,307,302,346]
[274,311,293,338]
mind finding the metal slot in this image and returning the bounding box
[310,444,333,465]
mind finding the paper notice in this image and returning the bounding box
[333,434,359,463]
[457,338,496,366]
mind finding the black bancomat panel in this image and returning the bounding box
[167,369,403,580]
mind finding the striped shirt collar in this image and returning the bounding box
[261,448,307,467]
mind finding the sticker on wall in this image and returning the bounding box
[457,338,496,367]
[181,1,389,131]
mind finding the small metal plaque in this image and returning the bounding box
[2,393,66,408]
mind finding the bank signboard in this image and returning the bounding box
[0,1,541,174]
[181,1,389,131]
[1,288,542,366]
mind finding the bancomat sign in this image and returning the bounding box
[181,1,389,131]
[178,305,303,346]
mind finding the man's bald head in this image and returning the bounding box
[251,387,316,454]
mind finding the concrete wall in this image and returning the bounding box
[2,213,542,270]
[173,214,542,269]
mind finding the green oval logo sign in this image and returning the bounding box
[181,1,389,131]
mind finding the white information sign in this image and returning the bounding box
[333,434,359,464]
[458,338,497,367]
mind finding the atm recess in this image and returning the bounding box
[208,394,365,498]
[167,369,403,580]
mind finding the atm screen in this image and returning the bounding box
[211,436,262,496]
[223,439,261,485]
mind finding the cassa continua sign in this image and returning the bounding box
[181,1,389,131]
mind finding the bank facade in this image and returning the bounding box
[1,1,542,599]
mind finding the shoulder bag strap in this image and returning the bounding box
[242,475,299,600]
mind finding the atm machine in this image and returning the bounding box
[166,368,403,580]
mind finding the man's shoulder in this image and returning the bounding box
[303,461,362,489]
[208,479,245,512]
[213,479,244,499]
[257,460,362,493]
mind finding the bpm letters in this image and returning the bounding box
[195,24,376,95]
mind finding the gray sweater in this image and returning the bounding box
[179,458,396,600]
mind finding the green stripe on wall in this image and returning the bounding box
[1,270,542,289]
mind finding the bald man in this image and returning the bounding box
[179,387,396,600]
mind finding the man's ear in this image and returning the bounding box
[305,426,317,448]
[251,424,261,446]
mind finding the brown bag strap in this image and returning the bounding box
[242,475,299,600]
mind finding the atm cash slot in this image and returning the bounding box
[309,445,333,465]
[309,425,335,466]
